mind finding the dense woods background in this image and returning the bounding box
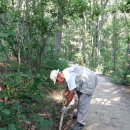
[0,0,130,129]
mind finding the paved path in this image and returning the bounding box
[84,75,130,130]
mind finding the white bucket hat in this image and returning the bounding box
[50,69,59,84]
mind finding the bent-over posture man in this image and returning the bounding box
[50,65,98,130]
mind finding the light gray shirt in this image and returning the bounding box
[62,65,98,94]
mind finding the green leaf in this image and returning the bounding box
[16,76,22,84]
[15,102,21,110]
[8,30,16,36]
[0,102,4,110]
[2,109,10,115]
[0,128,7,130]
[8,124,16,130]
[18,114,26,120]
[0,32,8,38]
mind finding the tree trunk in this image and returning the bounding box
[16,0,23,71]
[96,0,109,63]
[112,13,117,74]
[55,31,62,58]
[55,3,64,59]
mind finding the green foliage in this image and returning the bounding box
[0,100,53,130]
[31,114,53,130]
[65,0,87,18]
[8,124,17,130]
[0,128,7,130]
[0,71,54,129]
[119,0,130,13]
[91,5,101,19]
[0,72,47,100]
[0,0,8,14]
[45,53,69,70]
[111,66,130,86]
[0,33,9,38]
[57,58,69,70]
[0,103,15,129]
[111,67,125,84]
[0,0,130,128]
[44,44,69,70]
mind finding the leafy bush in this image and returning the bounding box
[57,58,69,70]
[31,114,53,130]
[1,72,47,100]
[0,72,53,130]
[0,101,53,130]
[112,75,123,84]
[43,48,69,71]
[111,68,130,85]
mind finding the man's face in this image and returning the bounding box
[56,73,65,84]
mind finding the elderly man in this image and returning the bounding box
[50,65,98,130]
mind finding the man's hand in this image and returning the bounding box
[61,106,68,114]
[64,90,75,106]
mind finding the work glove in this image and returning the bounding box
[61,106,68,114]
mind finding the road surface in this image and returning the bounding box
[85,75,130,130]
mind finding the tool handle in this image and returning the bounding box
[59,112,64,130]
